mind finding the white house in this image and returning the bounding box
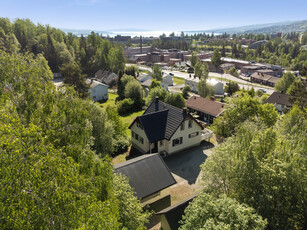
[161,74,174,90]
[129,98,211,155]
[137,73,152,83]
[86,79,108,101]
[185,75,224,95]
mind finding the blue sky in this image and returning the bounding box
[1,0,306,31]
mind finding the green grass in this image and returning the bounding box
[100,92,118,108]
[173,76,185,85]
[100,92,144,136]
[121,110,145,136]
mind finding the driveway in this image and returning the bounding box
[164,142,214,186]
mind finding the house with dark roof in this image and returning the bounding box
[129,98,205,155]
[156,195,195,230]
[94,69,118,86]
[250,72,280,87]
[114,153,176,202]
[85,79,108,101]
[264,92,292,113]
[186,96,225,125]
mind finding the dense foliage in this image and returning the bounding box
[0,18,125,76]
[180,194,267,230]
[200,107,307,229]
[0,51,149,229]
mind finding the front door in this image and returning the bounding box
[151,142,158,153]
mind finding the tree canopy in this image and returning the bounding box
[0,51,149,229]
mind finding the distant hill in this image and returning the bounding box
[185,20,307,34]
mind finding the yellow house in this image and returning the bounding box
[129,98,204,155]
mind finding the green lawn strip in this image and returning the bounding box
[173,76,185,85]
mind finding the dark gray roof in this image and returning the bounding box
[144,100,189,141]
[138,110,168,142]
[129,99,203,142]
[114,153,176,199]
[265,92,291,106]
[156,195,196,230]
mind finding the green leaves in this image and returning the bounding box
[180,194,267,230]
[200,106,307,230]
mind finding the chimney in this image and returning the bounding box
[183,107,187,115]
[155,96,159,111]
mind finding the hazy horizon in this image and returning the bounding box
[1,0,307,31]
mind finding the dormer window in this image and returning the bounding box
[188,120,193,128]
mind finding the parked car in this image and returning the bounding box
[259,88,267,93]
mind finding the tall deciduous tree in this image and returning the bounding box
[108,46,125,75]
[274,72,296,93]
[190,51,198,67]
[165,93,185,109]
[198,77,214,98]
[180,194,267,230]
[152,65,163,81]
[211,49,222,71]
[61,62,89,98]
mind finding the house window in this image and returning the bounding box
[133,132,144,144]
[159,140,163,146]
[172,137,183,147]
[180,122,185,131]
[189,132,199,138]
[188,120,193,128]
[132,131,135,139]
[93,96,96,99]
[137,122,143,130]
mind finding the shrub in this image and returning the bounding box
[117,98,134,115]
[112,137,130,156]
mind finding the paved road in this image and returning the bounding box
[132,64,274,94]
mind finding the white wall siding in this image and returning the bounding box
[89,84,108,101]
[168,119,202,154]
[130,122,150,153]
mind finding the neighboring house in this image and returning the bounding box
[94,69,118,85]
[114,153,176,203]
[214,82,224,96]
[185,76,224,95]
[129,98,207,155]
[85,79,108,101]
[186,96,225,125]
[141,78,153,93]
[264,92,292,113]
[250,72,280,87]
[137,73,152,83]
[161,74,174,90]
[185,75,199,93]
[156,195,195,230]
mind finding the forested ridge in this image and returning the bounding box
[0,17,125,76]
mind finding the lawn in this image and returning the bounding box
[100,92,145,135]
[173,76,185,85]
[100,92,117,108]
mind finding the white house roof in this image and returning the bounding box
[85,79,108,88]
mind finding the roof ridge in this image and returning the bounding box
[140,109,169,117]
[114,153,157,169]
